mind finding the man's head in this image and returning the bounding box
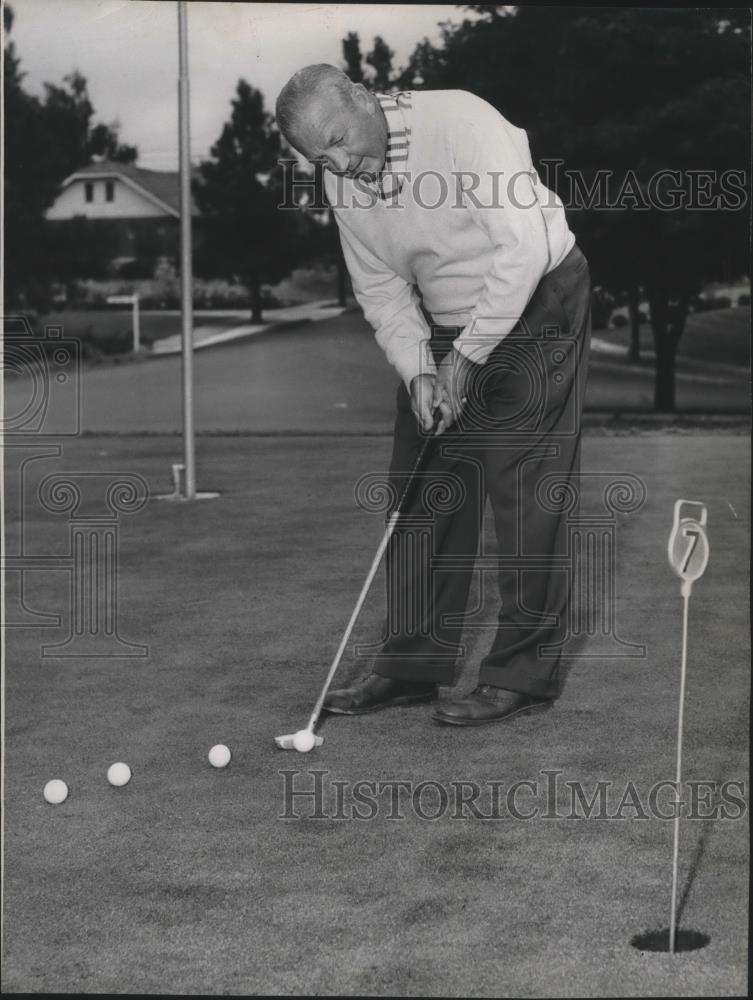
[276,64,388,180]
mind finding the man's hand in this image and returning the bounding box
[409,374,440,433]
[433,348,480,435]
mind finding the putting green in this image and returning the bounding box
[3,432,748,995]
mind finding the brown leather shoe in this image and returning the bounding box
[432,685,552,726]
[324,673,437,715]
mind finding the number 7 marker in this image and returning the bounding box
[666,499,710,953]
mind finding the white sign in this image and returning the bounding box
[668,499,709,590]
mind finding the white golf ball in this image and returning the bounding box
[107,762,132,787]
[43,779,69,804]
[292,729,316,753]
[208,744,231,768]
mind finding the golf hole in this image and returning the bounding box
[630,928,710,953]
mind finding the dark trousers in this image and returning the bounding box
[372,244,591,699]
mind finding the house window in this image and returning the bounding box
[106,180,114,202]
[85,182,94,203]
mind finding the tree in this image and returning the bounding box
[403,6,751,411]
[4,4,52,306]
[194,79,307,322]
[366,36,395,92]
[340,31,397,92]
[544,8,751,409]
[394,36,448,89]
[40,71,137,181]
[342,32,364,84]
[47,217,121,288]
[3,5,138,306]
[87,122,138,164]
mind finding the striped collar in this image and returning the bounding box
[374,91,412,203]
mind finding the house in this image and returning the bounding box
[45,160,201,274]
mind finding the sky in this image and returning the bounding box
[8,0,471,169]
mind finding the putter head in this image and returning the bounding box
[274,733,324,750]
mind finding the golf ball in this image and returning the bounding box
[43,779,69,804]
[107,762,132,787]
[292,729,316,753]
[208,744,231,768]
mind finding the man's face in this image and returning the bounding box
[290,83,388,180]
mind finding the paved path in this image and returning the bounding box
[150,300,347,355]
[3,310,749,436]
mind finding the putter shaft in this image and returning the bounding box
[305,413,442,732]
[306,510,399,731]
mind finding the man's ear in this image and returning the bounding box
[351,82,377,115]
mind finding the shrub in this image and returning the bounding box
[261,286,282,310]
[611,313,629,327]
[192,279,248,309]
[77,323,132,358]
[64,276,284,311]
[73,279,135,308]
[77,325,104,362]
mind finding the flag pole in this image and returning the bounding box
[177,0,196,499]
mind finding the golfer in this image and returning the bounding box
[276,65,591,726]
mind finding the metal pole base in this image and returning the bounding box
[152,463,220,502]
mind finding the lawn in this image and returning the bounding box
[597,307,750,369]
[28,309,245,354]
[3,431,748,996]
[24,304,752,372]
[4,307,748,440]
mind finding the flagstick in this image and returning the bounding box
[669,583,690,953]
[177,1,196,499]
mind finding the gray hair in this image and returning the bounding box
[275,64,355,142]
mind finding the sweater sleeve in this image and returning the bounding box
[450,97,551,366]
[335,213,436,389]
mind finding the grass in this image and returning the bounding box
[3,432,749,996]
[21,303,750,372]
[28,309,244,350]
[4,309,749,442]
[597,307,750,368]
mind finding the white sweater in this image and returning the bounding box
[325,89,575,387]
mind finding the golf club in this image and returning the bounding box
[275,407,444,751]
[666,499,710,953]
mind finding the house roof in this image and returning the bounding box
[61,160,200,215]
